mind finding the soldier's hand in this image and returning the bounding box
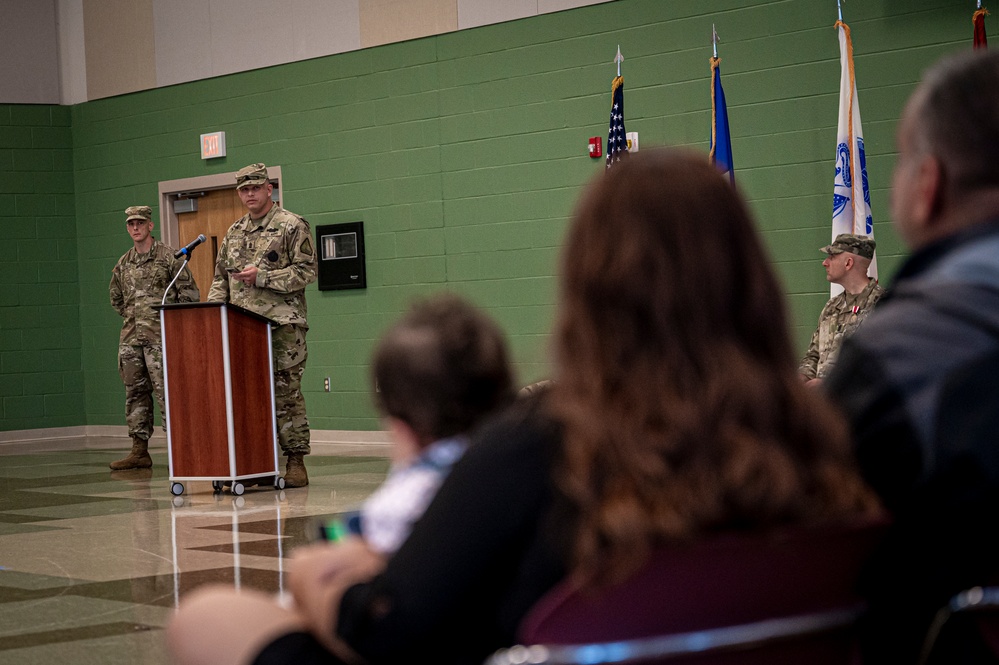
[232,266,258,286]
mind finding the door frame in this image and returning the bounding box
[157,166,284,248]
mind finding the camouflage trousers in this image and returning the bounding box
[119,343,165,440]
[275,360,310,455]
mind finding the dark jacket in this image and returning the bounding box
[826,218,999,664]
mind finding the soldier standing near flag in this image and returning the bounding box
[798,233,883,384]
[208,164,318,487]
[109,206,200,470]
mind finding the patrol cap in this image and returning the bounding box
[125,206,152,222]
[821,233,876,260]
[235,163,269,190]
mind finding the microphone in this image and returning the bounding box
[175,234,206,259]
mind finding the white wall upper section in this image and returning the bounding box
[0,0,61,104]
[1,0,614,104]
[57,0,88,105]
[458,0,536,30]
[457,0,611,29]
[154,0,361,88]
[152,0,214,88]
[538,0,610,12]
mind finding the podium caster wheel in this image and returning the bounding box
[170,482,184,496]
[232,482,245,496]
[275,476,286,490]
[212,480,224,492]
[233,496,245,509]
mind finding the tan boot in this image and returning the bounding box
[284,453,309,487]
[110,436,153,470]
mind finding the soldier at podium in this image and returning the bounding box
[109,205,200,470]
[208,163,318,487]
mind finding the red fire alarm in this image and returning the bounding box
[588,136,602,158]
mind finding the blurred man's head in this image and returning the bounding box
[891,50,999,250]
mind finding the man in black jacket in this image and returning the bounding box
[825,48,999,664]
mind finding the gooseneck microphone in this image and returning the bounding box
[175,234,207,259]
[163,234,205,305]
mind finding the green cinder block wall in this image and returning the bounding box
[0,0,986,432]
[0,104,83,430]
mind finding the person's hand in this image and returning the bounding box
[231,265,258,286]
[288,538,386,654]
[804,377,822,387]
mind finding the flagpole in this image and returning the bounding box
[615,45,623,77]
[710,28,719,165]
[830,0,876,292]
[837,0,843,21]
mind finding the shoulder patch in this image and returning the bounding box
[300,236,314,256]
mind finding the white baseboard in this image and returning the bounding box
[0,425,392,455]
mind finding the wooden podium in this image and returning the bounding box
[156,302,284,496]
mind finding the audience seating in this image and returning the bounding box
[919,586,999,665]
[487,518,887,665]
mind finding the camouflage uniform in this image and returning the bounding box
[110,238,200,440]
[799,278,885,380]
[207,199,317,455]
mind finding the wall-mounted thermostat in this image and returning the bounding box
[316,221,366,291]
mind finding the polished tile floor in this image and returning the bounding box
[0,436,391,665]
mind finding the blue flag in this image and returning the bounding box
[709,57,734,183]
[606,76,628,168]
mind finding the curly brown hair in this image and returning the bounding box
[551,149,881,583]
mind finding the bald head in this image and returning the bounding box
[913,49,999,195]
[892,49,999,249]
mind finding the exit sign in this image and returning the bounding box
[200,131,226,159]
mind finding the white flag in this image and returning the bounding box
[831,20,876,296]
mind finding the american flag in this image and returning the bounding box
[606,75,628,168]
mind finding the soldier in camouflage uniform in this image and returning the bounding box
[207,164,318,487]
[110,206,200,470]
[799,234,885,383]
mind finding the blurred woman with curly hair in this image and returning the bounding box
[551,148,881,586]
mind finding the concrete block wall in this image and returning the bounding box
[0,104,83,430]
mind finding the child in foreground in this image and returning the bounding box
[341,293,515,555]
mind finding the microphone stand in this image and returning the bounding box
[162,254,192,306]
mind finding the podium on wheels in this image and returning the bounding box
[155,302,286,496]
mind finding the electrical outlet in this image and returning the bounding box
[324,377,330,392]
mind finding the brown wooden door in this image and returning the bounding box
[176,188,245,300]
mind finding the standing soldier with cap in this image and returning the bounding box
[208,164,317,487]
[799,233,884,384]
[110,205,200,470]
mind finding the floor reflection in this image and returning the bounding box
[0,438,390,665]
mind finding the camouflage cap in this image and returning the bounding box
[821,233,876,260]
[125,205,152,222]
[235,163,269,189]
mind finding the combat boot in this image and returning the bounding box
[110,436,153,470]
[284,453,309,487]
